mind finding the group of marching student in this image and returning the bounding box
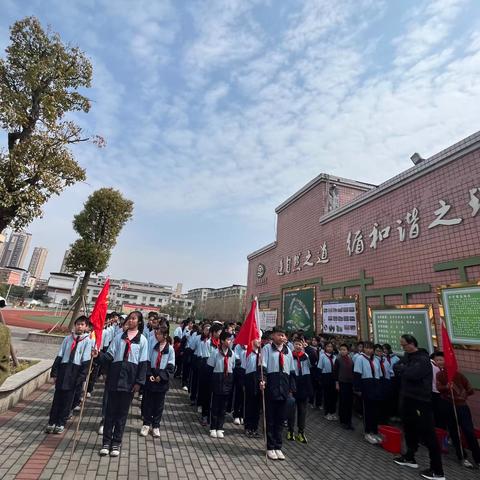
[45,310,175,458]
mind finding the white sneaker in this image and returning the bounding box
[275,450,285,460]
[86,392,91,398]
[233,418,241,425]
[139,425,150,437]
[240,418,244,425]
[330,414,338,421]
[210,430,217,438]
[99,446,109,456]
[374,434,383,443]
[267,450,278,460]
[73,406,81,412]
[197,406,202,413]
[325,414,333,420]
[152,428,160,438]
[365,433,379,444]
[45,424,55,433]
[217,430,224,439]
[182,386,188,391]
[110,448,120,457]
[98,425,104,435]
[138,394,143,401]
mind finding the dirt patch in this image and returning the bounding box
[2,309,71,329]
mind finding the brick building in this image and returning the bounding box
[247,131,480,419]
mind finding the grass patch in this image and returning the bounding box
[9,359,39,376]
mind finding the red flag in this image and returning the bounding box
[90,279,110,350]
[235,298,261,355]
[441,321,458,383]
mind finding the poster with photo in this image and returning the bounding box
[258,309,278,331]
[322,298,358,337]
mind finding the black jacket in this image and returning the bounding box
[393,348,432,403]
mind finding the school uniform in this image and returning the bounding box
[242,349,262,433]
[262,343,296,451]
[196,336,213,421]
[288,351,313,434]
[305,345,322,407]
[232,344,246,419]
[143,342,175,428]
[189,333,201,403]
[100,330,148,447]
[334,354,354,428]
[377,355,393,424]
[318,352,337,416]
[181,331,196,388]
[48,333,92,427]
[207,347,236,431]
[385,352,400,419]
[353,353,381,434]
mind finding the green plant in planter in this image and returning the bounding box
[0,324,11,386]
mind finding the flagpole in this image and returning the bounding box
[70,355,95,458]
[449,384,465,460]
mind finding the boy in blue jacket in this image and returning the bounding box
[261,326,295,461]
[46,315,92,434]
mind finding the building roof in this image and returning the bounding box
[319,129,480,224]
[275,173,376,214]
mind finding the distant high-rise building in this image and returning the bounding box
[28,247,48,279]
[0,230,6,262]
[0,232,32,269]
[60,248,71,273]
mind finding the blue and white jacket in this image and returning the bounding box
[207,348,237,395]
[101,330,149,392]
[51,333,92,391]
[353,353,381,400]
[146,342,175,392]
[262,343,296,401]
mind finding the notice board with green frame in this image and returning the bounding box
[440,283,480,347]
[369,304,436,356]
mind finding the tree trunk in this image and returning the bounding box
[69,271,91,330]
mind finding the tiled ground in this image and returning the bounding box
[0,378,478,480]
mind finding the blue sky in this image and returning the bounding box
[1,0,480,291]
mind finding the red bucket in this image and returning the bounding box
[435,428,449,454]
[378,425,402,454]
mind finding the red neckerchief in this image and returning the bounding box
[361,353,375,377]
[155,343,167,369]
[211,337,220,349]
[379,357,386,377]
[123,337,132,360]
[222,349,230,376]
[70,334,85,353]
[275,344,284,371]
[292,351,303,371]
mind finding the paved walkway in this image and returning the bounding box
[0,378,478,480]
[9,326,59,360]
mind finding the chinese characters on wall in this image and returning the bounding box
[277,241,329,276]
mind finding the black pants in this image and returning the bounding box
[182,349,192,387]
[233,375,245,418]
[72,381,83,409]
[143,390,167,428]
[210,393,228,430]
[446,403,480,463]
[363,397,378,434]
[432,392,448,429]
[322,374,337,415]
[401,397,444,476]
[48,388,75,426]
[287,397,307,433]
[197,362,211,418]
[103,391,133,447]
[266,398,287,450]
[338,382,353,427]
[101,388,109,419]
[244,390,261,432]
[174,347,183,378]
[309,369,323,407]
[189,358,199,402]
[87,361,100,394]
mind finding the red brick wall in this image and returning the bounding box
[247,147,480,421]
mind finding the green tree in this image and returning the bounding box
[66,188,133,328]
[0,16,102,232]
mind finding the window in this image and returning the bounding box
[150,297,155,301]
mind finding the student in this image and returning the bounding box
[140,326,175,438]
[287,339,312,443]
[196,323,213,426]
[181,322,197,391]
[207,331,236,439]
[334,343,354,430]
[306,336,322,409]
[189,324,202,406]
[374,343,392,424]
[393,335,444,480]
[95,311,148,457]
[173,320,187,378]
[243,338,262,437]
[45,316,92,434]
[435,352,480,469]
[318,341,337,420]
[353,341,364,361]
[353,341,381,444]
[261,326,296,461]
[383,343,400,420]
[232,342,246,425]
